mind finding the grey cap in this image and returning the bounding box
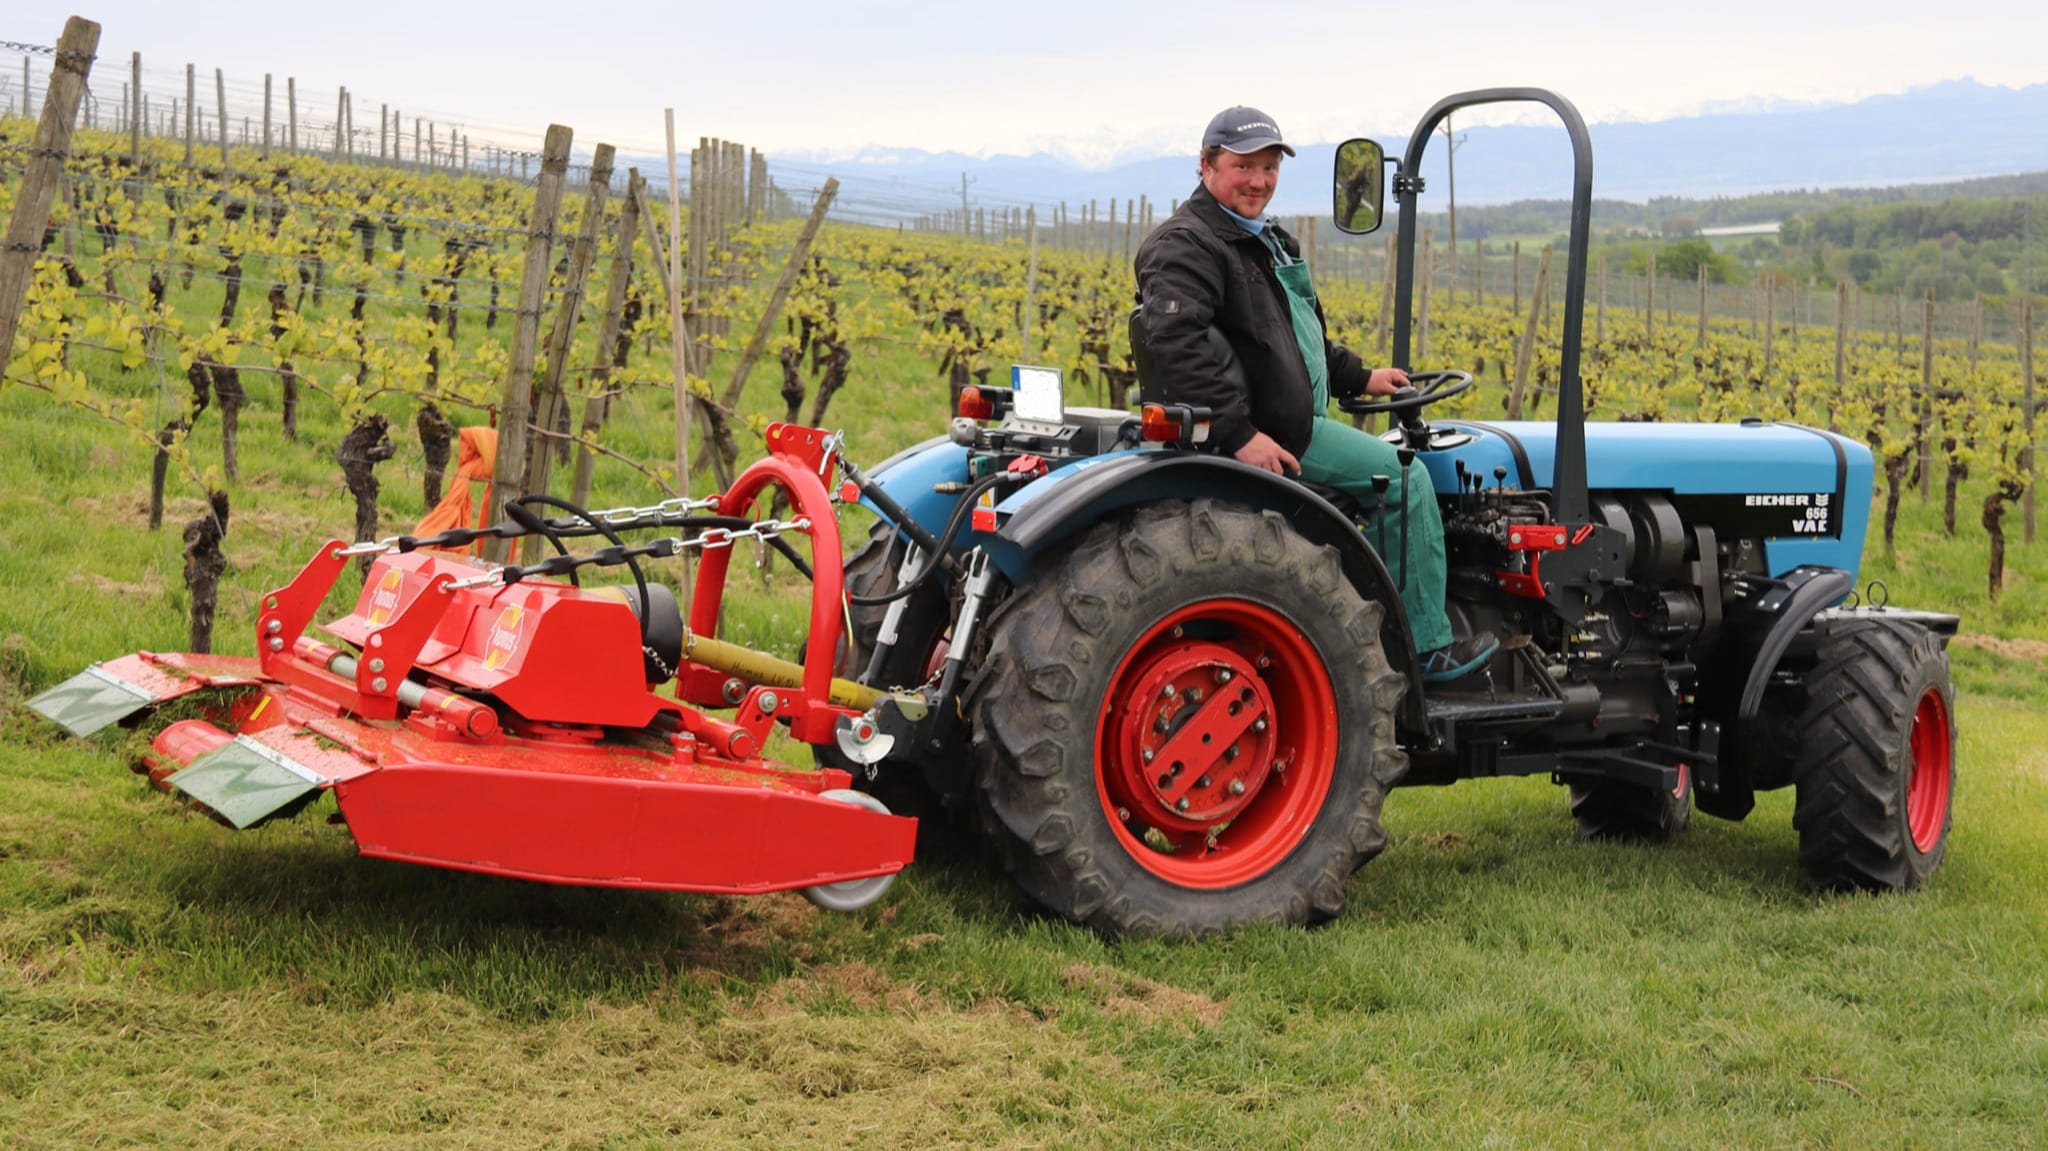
[1202,106,1296,157]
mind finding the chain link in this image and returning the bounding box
[0,41,56,56]
[689,517,812,551]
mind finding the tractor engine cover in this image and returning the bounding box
[1421,419,1872,582]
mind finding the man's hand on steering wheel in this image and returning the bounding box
[1364,367,1411,396]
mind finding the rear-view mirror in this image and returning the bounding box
[1333,138,1385,235]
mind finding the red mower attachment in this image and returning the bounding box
[30,424,916,912]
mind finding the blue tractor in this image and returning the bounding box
[826,89,1960,937]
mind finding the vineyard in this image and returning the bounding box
[5,24,2048,1148]
[4,108,2044,677]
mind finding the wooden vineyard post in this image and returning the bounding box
[1417,229,1433,365]
[1512,241,1521,316]
[1508,247,1553,419]
[1022,205,1039,362]
[1376,232,1396,359]
[287,77,297,151]
[2015,294,2031,544]
[1645,252,1656,346]
[1595,254,1604,345]
[0,17,99,382]
[129,52,141,164]
[1832,280,1848,432]
[572,168,645,508]
[183,63,194,165]
[521,143,616,541]
[665,111,693,611]
[1764,272,1775,376]
[1697,264,1708,348]
[720,177,839,413]
[1919,287,1935,501]
[261,73,272,158]
[214,68,229,165]
[481,123,573,566]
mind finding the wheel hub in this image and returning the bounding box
[1111,641,1277,833]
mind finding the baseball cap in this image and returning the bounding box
[1202,106,1296,157]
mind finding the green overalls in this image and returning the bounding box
[1265,235,1453,654]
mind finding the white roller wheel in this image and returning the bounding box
[800,788,899,912]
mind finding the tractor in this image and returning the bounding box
[31,89,1958,939]
[821,87,1959,936]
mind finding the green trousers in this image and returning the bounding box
[1297,416,1453,654]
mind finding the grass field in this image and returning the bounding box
[5,220,2048,1146]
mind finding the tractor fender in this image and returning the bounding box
[860,437,970,541]
[986,451,1426,731]
[1732,565,1855,722]
[1696,564,1854,822]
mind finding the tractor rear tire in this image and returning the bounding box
[967,500,1406,938]
[1569,766,1692,843]
[1790,617,1956,891]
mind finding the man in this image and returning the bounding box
[1133,105,1496,683]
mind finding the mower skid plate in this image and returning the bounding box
[28,652,263,737]
[334,762,918,895]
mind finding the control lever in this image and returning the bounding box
[1370,474,1391,559]
[1396,448,1417,593]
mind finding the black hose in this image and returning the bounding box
[515,494,651,649]
[847,471,1015,607]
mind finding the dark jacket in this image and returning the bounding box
[1133,184,1371,457]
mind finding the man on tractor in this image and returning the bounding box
[1134,105,1497,682]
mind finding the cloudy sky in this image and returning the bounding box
[21,0,2047,165]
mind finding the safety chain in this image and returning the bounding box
[691,516,812,551]
[584,495,723,524]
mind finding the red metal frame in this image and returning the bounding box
[123,424,915,897]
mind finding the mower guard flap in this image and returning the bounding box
[27,652,261,738]
[167,732,328,830]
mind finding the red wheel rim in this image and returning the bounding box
[1906,687,1953,854]
[1095,598,1338,889]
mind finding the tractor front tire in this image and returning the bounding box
[968,500,1406,937]
[1569,766,1692,843]
[1790,617,1956,891]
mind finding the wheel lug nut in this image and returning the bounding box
[1256,656,1270,669]
[1171,625,1184,638]
[1142,748,1155,763]
[1229,780,1246,796]
[1117,807,1130,822]
[1175,797,1190,812]
[1162,685,1177,699]
[1252,718,1268,733]
[1224,745,1240,761]
[1196,775,1211,789]
[1215,668,1232,684]
[1186,688,1202,703]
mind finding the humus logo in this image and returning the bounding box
[366,568,405,626]
[483,605,525,670]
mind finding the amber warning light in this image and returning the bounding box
[1140,403,1212,445]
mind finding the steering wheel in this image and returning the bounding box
[1335,369,1474,417]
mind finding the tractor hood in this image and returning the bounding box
[1426,419,1873,580]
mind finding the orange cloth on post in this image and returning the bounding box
[411,425,497,553]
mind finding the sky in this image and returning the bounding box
[16,0,2048,166]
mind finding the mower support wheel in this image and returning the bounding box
[968,499,1406,937]
[800,789,900,912]
[1790,617,1956,891]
